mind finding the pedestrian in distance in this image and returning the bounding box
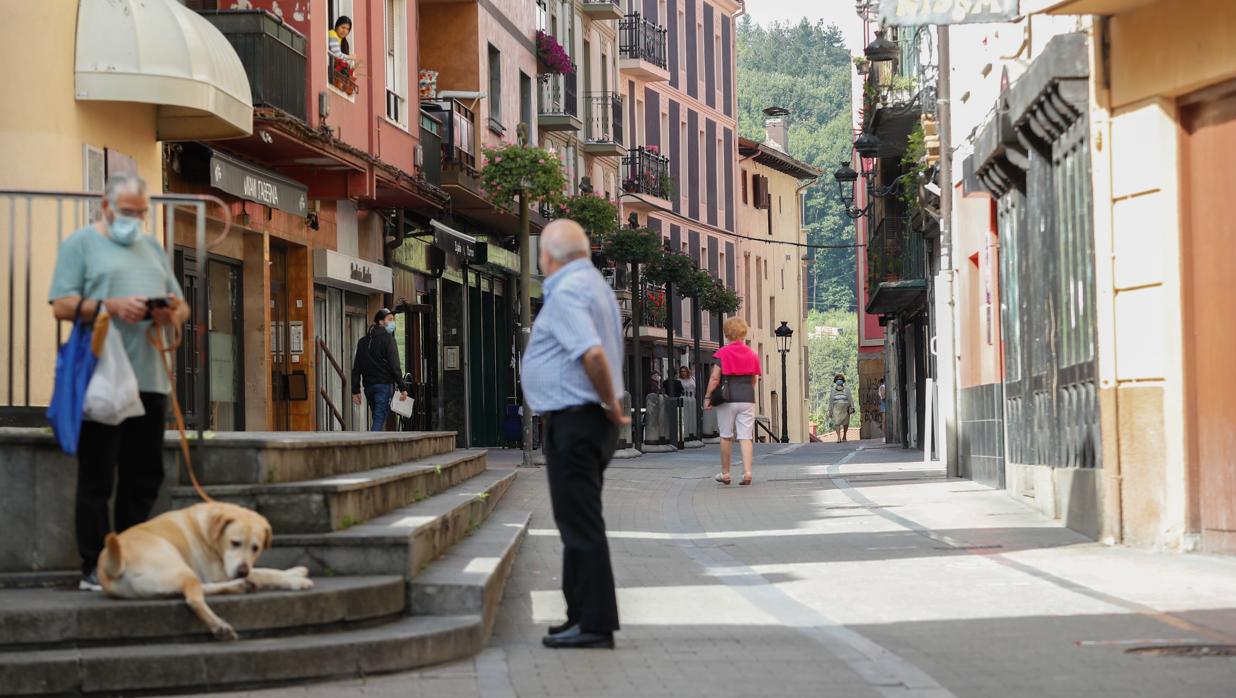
[521,219,629,650]
[830,373,855,442]
[351,308,408,431]
[48,172,190,592]
[704,317,760,486]
[878,377,887,436]
[678,365,696,398]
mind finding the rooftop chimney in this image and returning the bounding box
[763,106,790,153]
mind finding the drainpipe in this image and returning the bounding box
[936,27,959,476]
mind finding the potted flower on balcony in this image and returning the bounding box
[536,31,575,75]
[331,57,359,95]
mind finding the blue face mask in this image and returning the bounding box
[385,321,397,334]
[108,215,141,246]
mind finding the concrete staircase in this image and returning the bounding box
[0,431,529,696]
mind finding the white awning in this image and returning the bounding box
[75,0,253,140]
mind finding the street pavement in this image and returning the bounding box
[191,440,1236,698]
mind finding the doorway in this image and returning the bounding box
[175,252,245,431]
[314,286,370,431]
[1182,88,1236,553]
[467,270,512,447]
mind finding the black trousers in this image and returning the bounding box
[76,392,168,575]
[545,405,620,634]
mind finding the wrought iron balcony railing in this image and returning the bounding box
[586,92,624,145]
[619,13,668,69]
[622,147,672,200]
[866,215,926,299]
[198,9,308,121]
[538,68,578,118]
[640,282,668,329]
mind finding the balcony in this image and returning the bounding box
[421,98,477,174]
[865,216,928,316]
[198,9,307,122]
[584,92,625,157]
[619,13,670,82]
[537,69,581,132]
[581,0,625,21]
[621,147,672,209]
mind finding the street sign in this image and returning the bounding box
[431,220,487,265]
[880,0,1019,26]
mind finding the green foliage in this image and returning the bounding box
[600,226,662,265]
[479,143,567,212]
[900,122,928,213]
[737,16,856,316]
[701,278,741,315]
[804,309,860,429]
[554,192,619,240]
[644,248,696,286]
[678,269,715,299]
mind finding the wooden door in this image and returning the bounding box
[1182,90,1236,553]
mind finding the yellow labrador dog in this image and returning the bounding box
[98,502,313,641]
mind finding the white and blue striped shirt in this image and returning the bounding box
[520,258,624,415]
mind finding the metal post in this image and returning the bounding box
[667,278,682,450]
[779,348,789,443]
[519,188,534,468]
[630,259,643,450]
[693,295,702,439]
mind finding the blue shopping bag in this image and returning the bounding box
[46,318,97,455]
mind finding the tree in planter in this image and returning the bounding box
[553,192,619,241]
[599,225,663,448]
[479,132,566,465]
[479,142,568,214]
[677,268,716,439]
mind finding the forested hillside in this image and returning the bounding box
[736,17,855,313]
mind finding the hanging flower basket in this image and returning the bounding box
[536,31,575,75]
[479,142,567,212]
[677,269,715,299]
[701,278,741,315]
[644,249,695,287]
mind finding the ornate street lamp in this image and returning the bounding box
[774,321,793,444]
[864,30,899,64]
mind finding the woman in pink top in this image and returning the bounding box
[703,317,761,485]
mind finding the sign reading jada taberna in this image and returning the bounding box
[881,0,1019,25]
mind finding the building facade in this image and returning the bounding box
[0,0,253,424]
[737,132,818,443]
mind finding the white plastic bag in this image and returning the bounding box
[389,391,414,419]
[84,319,145,426]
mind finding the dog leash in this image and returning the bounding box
[148,315,214,503]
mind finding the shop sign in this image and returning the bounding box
[209,150,309,217]
[313,248,393,294]
[432,220,487,265]
[880,0,1018,25]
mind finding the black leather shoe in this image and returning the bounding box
[541,625,615,649]
[548,621,575,635]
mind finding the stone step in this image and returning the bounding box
[0,576,405,649]
[171,449,490,533]
[262,469,519,581]
[179,431,459,485]
[1,613,484,696]
[409,508,531,637]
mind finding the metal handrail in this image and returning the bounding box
[755,417,779,443]
[316,337,347,430]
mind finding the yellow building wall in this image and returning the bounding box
[737,160,809,443]
[0,1,165,408]
[1086,0,1236,548]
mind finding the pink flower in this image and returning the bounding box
[494,156,502,163]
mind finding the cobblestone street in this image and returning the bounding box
[196,441,1236,698]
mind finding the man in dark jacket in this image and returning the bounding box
[351,308,408,431]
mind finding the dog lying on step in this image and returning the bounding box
[99,501,314,641]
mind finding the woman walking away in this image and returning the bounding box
[830,373,854,442]
[704,318,760,486]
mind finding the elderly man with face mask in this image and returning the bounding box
[49,172,190,592]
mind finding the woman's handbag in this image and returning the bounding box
[46,299,98,455]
